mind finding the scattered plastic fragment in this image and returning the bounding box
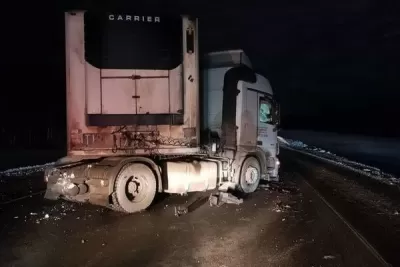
[209,192,243,207]
[174,206,188,217]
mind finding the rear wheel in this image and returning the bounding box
[238,157,261,193]
[112,163,157,213]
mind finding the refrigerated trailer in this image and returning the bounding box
[44,11,281,213]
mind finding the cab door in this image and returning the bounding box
[257,95,278,157]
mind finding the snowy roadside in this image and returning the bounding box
[278,136,400,186]
[0,162,55,177]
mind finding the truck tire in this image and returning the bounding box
[238,157,261,194]
[112,163,157,213]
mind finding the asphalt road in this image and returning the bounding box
[0,150,395,267]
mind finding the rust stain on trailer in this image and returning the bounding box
[65,12,199,156]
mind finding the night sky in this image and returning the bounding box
[1,1,399,149]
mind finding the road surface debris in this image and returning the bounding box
[174,206,188,217]
[209,192,243,207]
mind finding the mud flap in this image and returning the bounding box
[268,175,280,182]
[261,174,269,180]
[44,188,61,200]
[209,192,243,207]
[89,194,109,207]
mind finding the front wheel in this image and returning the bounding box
[238,157,261,193]
[112,163,157,213]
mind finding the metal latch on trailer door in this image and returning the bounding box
[186,26,195,54]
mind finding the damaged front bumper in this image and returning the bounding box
[44,166,89,200]
[43,161,114,207]
[263,156,280,181]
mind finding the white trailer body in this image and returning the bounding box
[44,11,280,213]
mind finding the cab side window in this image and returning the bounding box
[259,99,273,124]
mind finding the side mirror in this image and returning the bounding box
[273,102,280,126]
[278,103,281,126]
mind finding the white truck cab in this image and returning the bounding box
[202,50,280,185]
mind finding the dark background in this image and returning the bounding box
[0,1,399,150]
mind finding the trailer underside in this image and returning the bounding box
[44,151,279,213]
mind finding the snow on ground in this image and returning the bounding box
[10,200,95,224]
[280,130,400,177]
[0,162,55,177]
[278,136,400,186]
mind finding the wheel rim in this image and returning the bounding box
[245,166,259,185]
[124,174,148,203]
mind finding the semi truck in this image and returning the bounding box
[44,11,281,213]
